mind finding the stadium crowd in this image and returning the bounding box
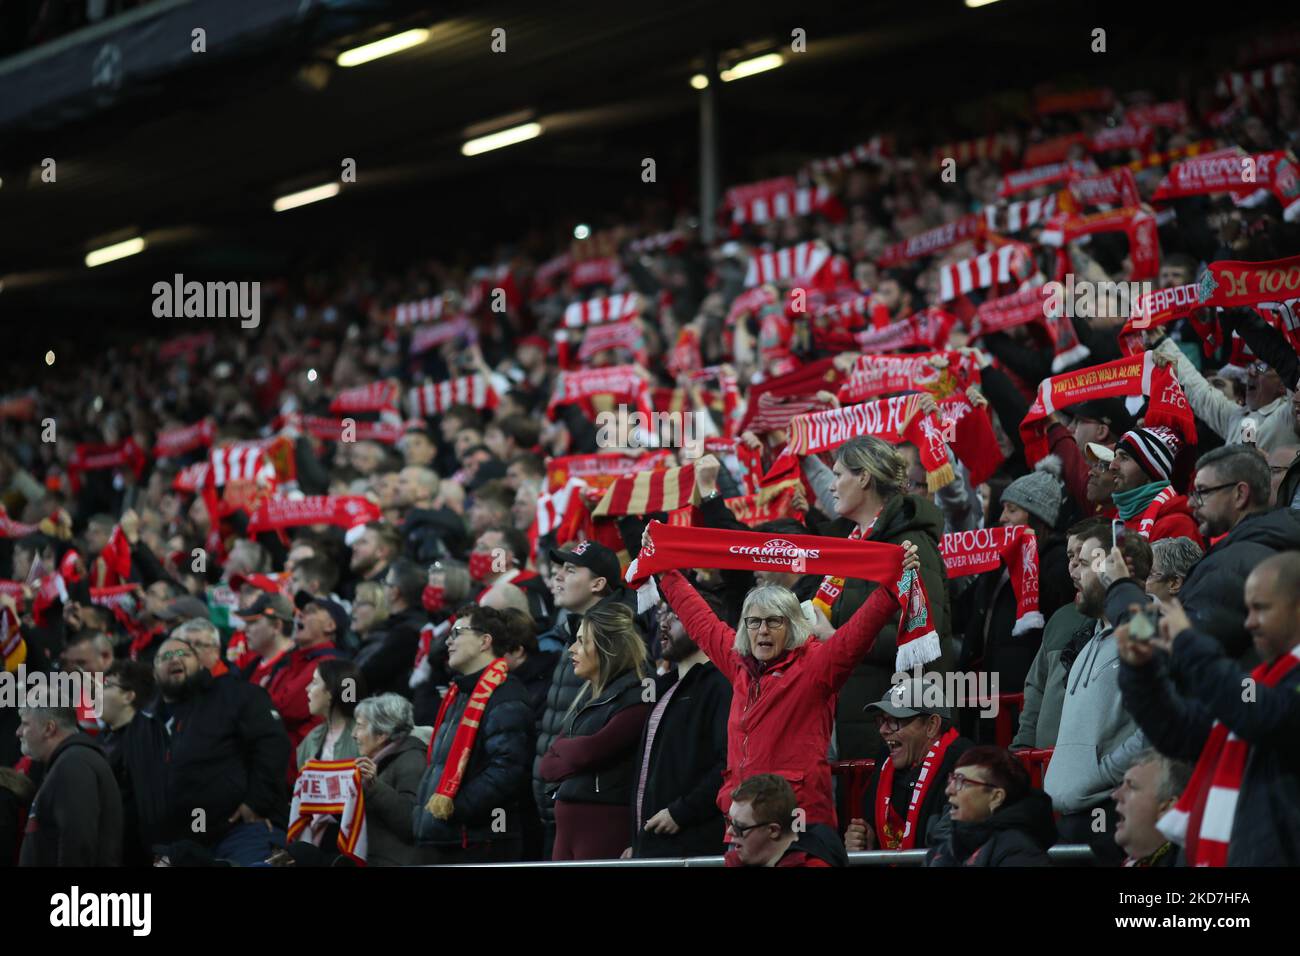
[3,33,1300,868]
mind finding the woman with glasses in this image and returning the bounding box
[652,523,922,830]
[926,746,1056,866]
[539,601,650,860]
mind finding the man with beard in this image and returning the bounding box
[1043,398,1132,519]
[844,678,973,853]
[1044,526,1152,864]
[142,634,290,865]
[345,522,400,599]
[626,594,732,859]
[1083,440,1119,519]
[267,598,346,753]
[1107,427,1202,546]
[1106,444,1300,663]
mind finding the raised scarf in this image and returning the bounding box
[546,365,653,423]
[627,521,940,671]
[1039,207,1160,280]
[591,464,700,518]
[836,351,979,406]
[875,727,960,850]
[785,394,956,491]
[876,215,985,268]
[153,420,215,460]
[425,657,511,820]
[564,292,641,328]
[278,413,406,445]
[246,495,381,536]
[936,243,1033,303]
[1112,480,1169,521]
[854,307,958,354]
[939,526,1042,634]
[329,381,399,416]
[408,375,500,417]
[1197,253,1300,310]
[1157,644,1300,866]
[1118,282,1201,344]
[1019,352,1196,466]
[288,759,368,864]
[545,450,674,493]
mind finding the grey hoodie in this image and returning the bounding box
[1043,621,1147,813]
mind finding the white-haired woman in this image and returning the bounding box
[353,693,435,866]
[650,527,921,829]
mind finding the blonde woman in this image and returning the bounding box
[538,602,650,860]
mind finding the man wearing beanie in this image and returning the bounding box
[960,465,1073,725]
[1108,427,1202,547]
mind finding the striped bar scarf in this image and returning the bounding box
[744,240,832,288]
[939,526,1042,634]
[1157,644,1300,865]
[545,450,674,493]
[289,759,368,864]
[578,318,646,363]
[591,464,700,518]
[930,132,1016,168]
[408,376,500,417]
[565,292,641,328]
[536,478,587,536]
[627,521,939,671]
[787,395,955,491]
[936,242,1032,303]
[1215,61,1293,98]
[425,657,512,819]
[391,294,450,326]
[547,366,652,422]
[982,193,1058,235]
[329,381,399,415]
[1088,124,1154,154]
[805,137,889,176]
[837,351,979,406]
[410,317,472,355]
[877,214,984,269]
[973,285,1091,372]
[153,420,215,460]
[855,307,958,353]
[731,185,833,225]
[747,391,831,436]
[724,175,797,211]
[998,159,1098,198]
[1040,207,1160,280]
[571,257,622,289]
[876,727,960,849]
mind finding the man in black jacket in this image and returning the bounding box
[355,558,427,697]
[628,594,732,859]
[413,606,533,863]
[1115,551,1300,865]
[17,706,123,866]
[141,635,291,865]
[1105,444,1300,662]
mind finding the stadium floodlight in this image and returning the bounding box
[336,29,430,68]
[273,183,341,212]
[964,0,1002,7]
[461,122,542,157]
[85,237,145,268]
[690,74,709,90]
[720,53,784,82]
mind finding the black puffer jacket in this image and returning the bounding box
[925,789,1057,867]
[553,669,648,805]
[829,495,953,759]
[19,733,123,867]
[354,606,427,698]
[1106,508,1300,661]
[1118,626,1300,866]
[413,667,533,847]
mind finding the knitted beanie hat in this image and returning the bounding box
[1117,426,1179,483]
[1002,469,1063,528]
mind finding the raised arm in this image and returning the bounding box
[812,571,905,692]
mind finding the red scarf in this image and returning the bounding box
[329,381,399,415]
[578,318,647,364]
[627,521,940,671]
[1040,207,1160,280]
[854,308,958,354]
[1088,124,1155,154]
[547,365,652,422]
[279,414,406,445]
[877,215,985,268]
[246,495,381,534]
[1158,645,1300,866]
[0,506,37,539]
[665,327,703,377]
[1155,150,1300,220]
[1061,167,1141,212]
[785,395,955,491]
[836,352,979,405]
[425,657,512,819]
[1196,253,1300,309]
[875,727,960,850]
[67,437,146,494]
[545,450,674,493]
[408,376,500,417]
[153,420,215,459]
[972,286,1090,371]
[998,159,1097,198]
[1019,353,1196,466]
[1119,282,1202,343]
[940,526,1042,634]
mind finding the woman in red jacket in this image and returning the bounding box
[652,531,920,829]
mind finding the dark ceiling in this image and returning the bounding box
[0,0,1294,343]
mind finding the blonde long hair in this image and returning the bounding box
[566,602,647,720]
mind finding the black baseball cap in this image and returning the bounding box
[294,590,350,639]
[243,592,295,624]
[1068,398,1133,432]
[548,540,622,590]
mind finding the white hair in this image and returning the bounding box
[733,585,812,657]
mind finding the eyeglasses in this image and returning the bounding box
[157,649,195,662]
[1188,481,1239,505]
[725,817,770,837]
[1248,361,1271,376]
[450,626,480,640]
[744,616,787,631]
[948,772,999,793]
[873,714,921,733]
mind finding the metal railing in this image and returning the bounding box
[443,844,1096,867]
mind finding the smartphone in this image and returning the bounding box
[1129,609,1155,642]
[1111,519,1127,546]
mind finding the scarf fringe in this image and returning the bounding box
[1157,806,1190,846]
[925,463,956,493]
[1011,611,1045,636]
[894,629,941,672]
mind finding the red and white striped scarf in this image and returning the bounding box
[1215,62,1293,98]
[571,257,622,289]
[877,214,984,268]
[724,176,797,211]
[564,292,641,328]
[998,159,1098,198]
[153,420,215,460]
[536,478,587,536]
[391,294,450,326]
[982,193,1058,235]
[731,185,833,225]
[744,241,832,288]
[936,243,1032,302]
[1088,124,1154,154]
[747,391,830,435]
[1158,645,1300,866]
[726,285,778,325]
[806,137,889,176]
[931,133,1016,168]
[591,464,700,518]
[578,318,646,362]
[408,376,500,417]
[409,317,472,355]
[289,759,368,864]
[329,381,399,416]
[1126,101,1188,129]
[208,445,276,488]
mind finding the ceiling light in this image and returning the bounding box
[273,183,341,212]
[690,74,709,90]
[461,122,542,157]
[720,53,784,82]
[85,237,145,268]
[336,29,430,68]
